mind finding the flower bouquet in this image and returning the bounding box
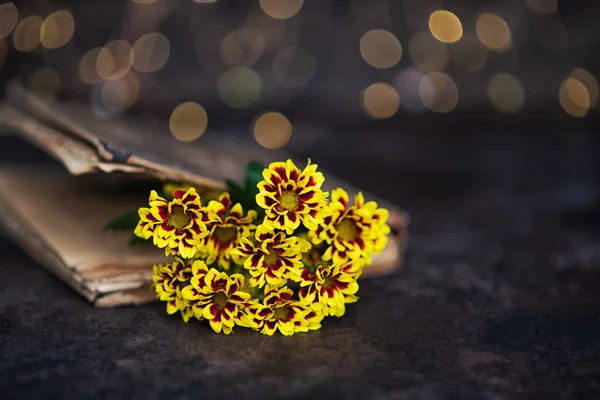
[114,159,391,335]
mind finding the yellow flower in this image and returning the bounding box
[233,224,311,288]
[256,159,328,234]
[252,286,319,336]
[202,193,258,270]
[135,188,214,258]
[311,188,390,265]
[181,265,252,335]
[151,257,195,322]
[163,182,223,203]
[298,262,359,317]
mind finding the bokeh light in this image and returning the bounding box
[253,111,292,149]
[487,73,525,114]
[219,28,265,67]
[79,48,104,84]
[559,77,590,117]
[569,68,598,107]
[359,29,402,69]
[96,40,133,80]
[476,13,511,52]
[0,2,18,39]
[259,0,303,20]
[449,34,487,72]
[101,71,140,111]
[13,15,42,52]
[526,0,557,15]
[27,68,61,103]
[169,102,208,142]
[272,46,317,86]
[132,32,170,73]
[419,72,458,113]
[40,10,74,49]
[429,10,463,44]
[361,82,400,119]
[409,33,449,72]
[218,67,262,108]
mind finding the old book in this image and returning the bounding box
[0,82,409,307]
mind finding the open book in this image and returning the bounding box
[0,82,409,307]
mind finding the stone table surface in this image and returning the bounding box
[0,128,599,399]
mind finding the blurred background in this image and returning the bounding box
[0,0,599,213]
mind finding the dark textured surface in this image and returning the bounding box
[1,129,600,399]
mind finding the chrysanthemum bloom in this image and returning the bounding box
[135,188,214,258]
[256,159,329,234]
[202,193,258,270]
[233,224,311,287]
[311,188,390,265]
[252,286,318,336]
[299,262,359,317]
[162,182,223,203]
[182,266,252,334]
[152,257,195,322]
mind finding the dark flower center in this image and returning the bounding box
[279,191,300,211]
[264,249,279,266]
[336,218,359,241]
[168,206,191,230]
[213,292,228,308]
[302,245,325,267]
[323,276,335,288]
[273,306,290,321]
[214,226,238,244]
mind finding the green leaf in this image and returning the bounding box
[245,160,265,192]
[129,235,151,246]
[102,209,140,232]
[226,179,245,204]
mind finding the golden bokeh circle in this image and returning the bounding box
[132,32,170,73]
[253,111,292,149]
[169,102,209,142]
[96,40,133,80]
[359,29,402,69]
[569,68,598,108]
[419,72,458,113]
[40,10,75,49]
[0,3,18,39]
[559,78,590,117]
[476,13,511,51]
[79,48,104,84]
[429,10,463,44]
[13,15,42,52]
[259,0,303,20]
[361,82,400,119]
